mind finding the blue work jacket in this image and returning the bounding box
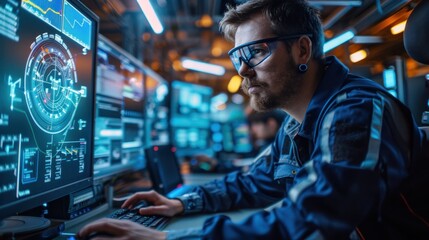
[172,56,429,240]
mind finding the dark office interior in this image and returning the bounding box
[0,0,428,239]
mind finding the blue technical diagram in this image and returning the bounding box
[22,147,39,184]
[1,0,21,42]
[46,138,87,181]
[21,0,63,31]
[24,33,86,134]
[0,135,19,195]
[62,0,92,50]
[0,114,8,126]
[8,75,22,111]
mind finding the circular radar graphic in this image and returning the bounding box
[24,33,81,134]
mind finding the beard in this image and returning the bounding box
[242,61,302,112]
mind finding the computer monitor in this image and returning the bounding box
[0,0,98,233]
[144,66,170,147]
[210,122,235,153]
[383,66,398,98]
[210,119,253,168]
[170,81,213,157]
[93,35,146,181]
[231,120,253,154]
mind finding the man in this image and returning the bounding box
[79,0,429,239]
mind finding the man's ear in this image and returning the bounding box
[292,35,312,64]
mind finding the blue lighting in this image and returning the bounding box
[181,58,226,76]
[136,0,164,34]
[388,89,398,97]
[323,30,355,53]
[383,67,397,89]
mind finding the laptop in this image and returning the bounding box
[111,144,194,207]
[144,144,194,198]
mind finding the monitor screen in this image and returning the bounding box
[93,35,145,181]
[144,67,170,147]
[170,81,212,157]
[210,122,235,153]
[210,120,252,154]
[0,0,98,221]
[383,66,398,98]
[231,120,253,154]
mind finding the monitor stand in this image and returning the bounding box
[0,216,50,234]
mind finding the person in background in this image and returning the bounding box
[247,109,287,154]
[78,0,429,239]
[189,109,287,173]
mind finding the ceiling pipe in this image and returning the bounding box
[308,0,362,6]
[322,6,354,30]
[352,0,411,32]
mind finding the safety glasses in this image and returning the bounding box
[228,34,312,71]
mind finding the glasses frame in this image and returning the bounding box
[228,34,313,71]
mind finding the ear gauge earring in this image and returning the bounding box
[298,64,308,73]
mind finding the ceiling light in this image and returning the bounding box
[211,47,223,57]
[308,0,362,6]
[172,60,183,71]
[181,58,226,76]
[136,0,164,34]
[323,30,355,53]
[197,14,213,28]
[391,20,407,35]
[227,75,242,93]
[351,36,383,44]
[350,49,368,63]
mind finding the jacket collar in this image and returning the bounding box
[297,56,349,139]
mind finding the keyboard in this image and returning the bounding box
[109,201,169,230]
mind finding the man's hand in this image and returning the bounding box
[77,218,166,240]
[122,190,184,217]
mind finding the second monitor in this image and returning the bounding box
[93,35,146,182]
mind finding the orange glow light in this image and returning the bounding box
[227,75,242,93]
[350,49,367,63]
[391,20,407,35]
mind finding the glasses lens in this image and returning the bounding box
[244,42,271,67]
[229,51,242,71]
[229,42,272,71]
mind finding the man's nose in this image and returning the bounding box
[237,60,254,78]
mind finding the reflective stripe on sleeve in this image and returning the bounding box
[360,97,384,170]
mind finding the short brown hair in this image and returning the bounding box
[220,0,325,60]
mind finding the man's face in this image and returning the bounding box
[234,14,303,111]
